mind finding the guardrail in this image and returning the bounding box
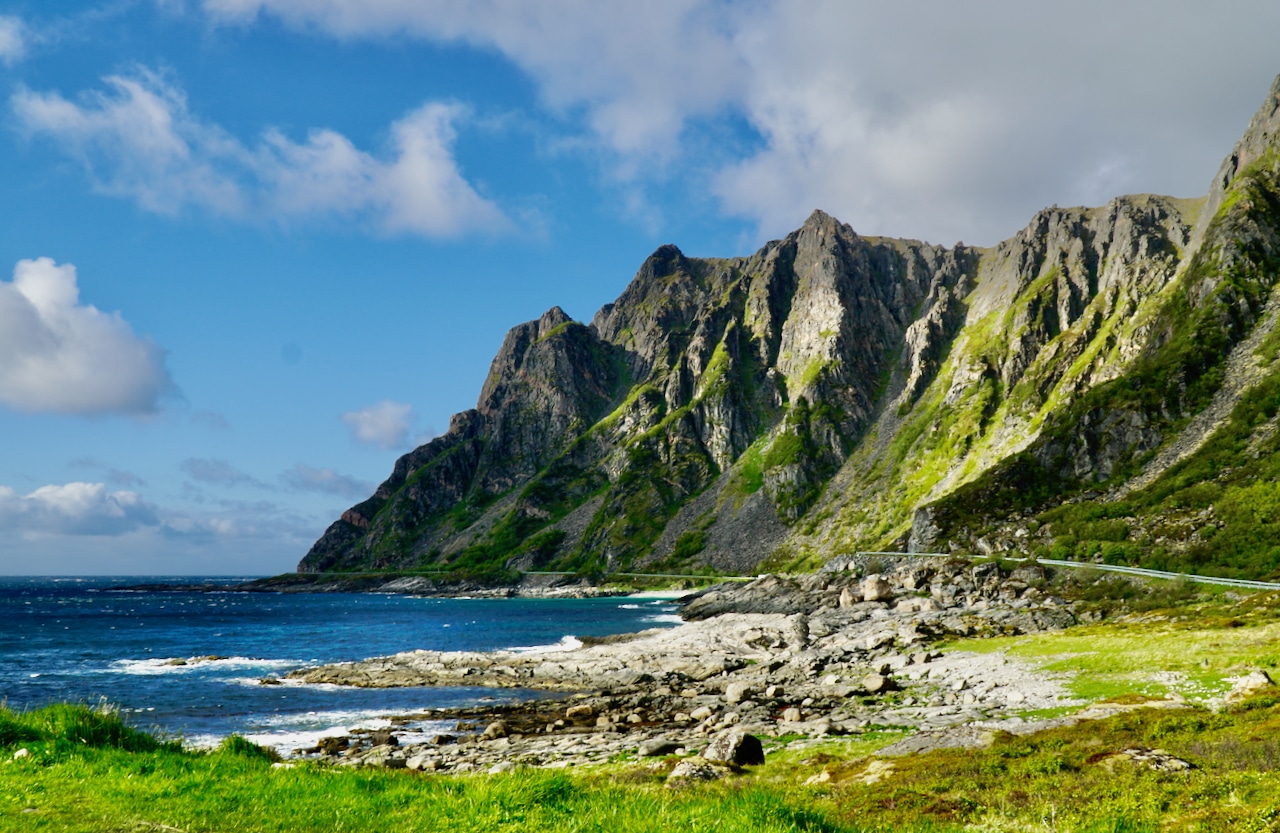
[525,571,755,582]
[849,550,1280,591]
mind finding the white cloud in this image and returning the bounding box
[0,482,160,536]
[0,15,26,64]
[281,464,372,499]
[12,70,508,236]
[0,480,320,574]
[0,258,174,415]
[200,0,1280,245]
[202,0,745,159]
[341,400,414,449]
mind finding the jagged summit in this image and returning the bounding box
[301,74,1280,582]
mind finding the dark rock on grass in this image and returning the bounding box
[702,730,764,766]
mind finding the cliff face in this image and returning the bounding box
[302,74,1280,581]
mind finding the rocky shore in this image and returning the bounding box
[118,571,613,598]
[277,557,1141,775]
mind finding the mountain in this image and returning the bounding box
[301,74,1280,582]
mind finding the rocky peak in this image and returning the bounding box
[591,243,709,379]
[635,243,690,283]
[1194,73,1280,249]
[799,208,848,234]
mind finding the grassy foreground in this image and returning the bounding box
[5,696,1280,831]
[6,607,1280,832]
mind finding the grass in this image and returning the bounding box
[944,596,1280,705]
[8,687,1280,832]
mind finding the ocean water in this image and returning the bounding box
[0,576,682,754]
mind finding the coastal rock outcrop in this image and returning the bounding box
[284,557,1226,776]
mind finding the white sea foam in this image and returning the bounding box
[183,709,454,756]
[643,613,684,625]
[507,635,583,654]
[109,656,301,676]
[617,603,642,609]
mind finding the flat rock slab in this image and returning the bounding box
[876,725,997,757]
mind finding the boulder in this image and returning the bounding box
[666,756,732,787]
[702,730,765,766]
[1009,564,1046,585]
[862,574,894,602]
[362,745,405,768]
[861,674,895,694]
[1113,747,1195,773]
[1228,669,1274,700]
[311,735,350,755]
[565,704,594,719]
[481,721,508,740]
[781,707,802,723]
[406,754,438,771]
[723,682,752,704]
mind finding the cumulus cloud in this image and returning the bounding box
[341,400,414,449]
[281,463,372,499]
[11,70,508,236]
[0,482,160,536]
[202,0,745,158]
[0,15,26,64]
[200,0,1280,245]
[0,258,174,415]
[179,458,267,488]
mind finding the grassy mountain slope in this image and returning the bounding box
[301,75,1280,581]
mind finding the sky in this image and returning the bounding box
[2,1,1279,576]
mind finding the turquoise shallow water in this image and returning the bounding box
[0,576,681,753]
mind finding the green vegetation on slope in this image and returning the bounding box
[917,154,1280,574]
[1034,343,1280,581]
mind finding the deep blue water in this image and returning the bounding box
[0,577,681,753]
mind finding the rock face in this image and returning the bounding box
[302,74,1280,578]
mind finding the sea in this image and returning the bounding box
[0,576,682,755]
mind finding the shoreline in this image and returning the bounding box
[113,571,692,600]
[273,559,1108,772]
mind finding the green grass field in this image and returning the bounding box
[6,604,1280,832]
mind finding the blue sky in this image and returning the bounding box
[2,1,1279,575]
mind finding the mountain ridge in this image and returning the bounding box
[301,74,1280,582]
